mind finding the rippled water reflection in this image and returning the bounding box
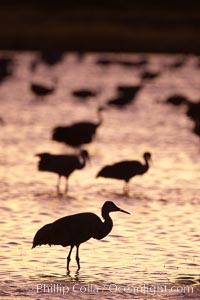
[0,52,199,299]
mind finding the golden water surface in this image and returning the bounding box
[0,52,199,299]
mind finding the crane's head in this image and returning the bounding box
[143,152,152,161]
[102,201,130,218]
[80,149,90,161]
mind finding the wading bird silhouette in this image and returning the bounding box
[166,96,200,139]
[0,57,13,83]
[107,85,141,107]
[72,89,98,99]
[186,101,200,138]
[40,51,64,66]
[96,152,152,195]
[168,56,186,69]
[52,107,104,148]
[36,150,89,195]
[141,71,160,81]
[31,51,64,71]
[30,82,56,98]
[186,101,200,121]
[32,201,130,273]
[166,95,189,106]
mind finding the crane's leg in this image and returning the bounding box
[56,175,61,195]
[67,245,74,273]
[123,181,129,196]
[64,177,68,195]
[76,245,80,270]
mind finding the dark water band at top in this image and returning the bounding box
[1,0,200,52]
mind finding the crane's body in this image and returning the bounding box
[72,89,97,99]
[31,83,55,96]
[52,122,97,147]
[32,212,111,248]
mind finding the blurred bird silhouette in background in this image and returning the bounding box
[186,101,200,121]
[36,150,89,195]
[166,95,200,138]
[30,82,56,98]
[96,56,148,68]
[97,152,152,195]
[118,57,148,68]
[96,57,113,66]
[141,70,160,81]
[186,101,200,138]
[31,51,64,71]
[107,85,141,107]
[0,57,13,83]
[168,56,187,69]
[166,95,189,106]
[72,89,98,100]
[52,107,104,148]
[193,120,200,136]
[32,201,130,273]
[40,51,64,66]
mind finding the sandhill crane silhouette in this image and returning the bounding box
[117,58,148,67]
[186,101,200,138]
[31,51,64,71]
[32,201,130,272]
[166,97,200,139]
[40,51,64,66]
[72,89,98,99]
[107,85,141,107]
[194,120,200,136]
[169,56,186,69]
[36,150,89,194]
[30,83,56,97]
[141,71,160,81]
[52,107,104,148]
[186,101,200,121]
[96,57,147,67]
[97,152,152,195]
[0,57,12,83]
[166,95,189,106]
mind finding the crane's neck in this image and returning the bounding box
[93,208,114,240]
[99,210,113,239]
[143,157,150,172]
[78,154,87,169]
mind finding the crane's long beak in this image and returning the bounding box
[119,208,130,215]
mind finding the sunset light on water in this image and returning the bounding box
[0,51,199,299]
